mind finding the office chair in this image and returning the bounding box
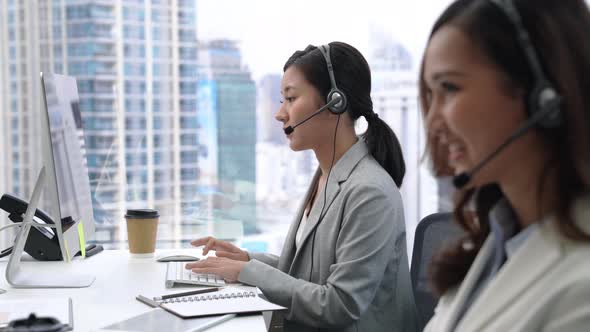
[411,212,463,330]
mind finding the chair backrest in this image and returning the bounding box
[411,212,463,330]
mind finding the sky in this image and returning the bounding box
[197,0,452,81]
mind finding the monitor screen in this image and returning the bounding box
[41,72,95,259]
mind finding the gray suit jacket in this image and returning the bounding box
[239,140,418,332]
[424,195,590,332]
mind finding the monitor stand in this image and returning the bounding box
[5,167,95,288]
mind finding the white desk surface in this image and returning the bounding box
[0,249,267,332]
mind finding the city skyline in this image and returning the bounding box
[0,1,443,255]
[197,0,452,80]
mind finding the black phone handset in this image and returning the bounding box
[3,313,69,332]
[0,194,63,261]
[0,193,104,260]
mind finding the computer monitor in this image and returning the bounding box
[5,72,96,288]
[40,72,96,261]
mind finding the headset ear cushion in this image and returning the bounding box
[529,85,563,128]
[328,89,347,114]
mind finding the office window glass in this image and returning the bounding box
[0,1,444,256]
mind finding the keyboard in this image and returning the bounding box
[165,261,226,288]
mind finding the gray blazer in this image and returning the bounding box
[239,139,418,332]
[424,195,590,332]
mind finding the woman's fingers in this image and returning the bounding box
[190,237,210,247]
[185,256,225,269]
[189,266,224,276]
[184,257,241,282]
[215,250,244,261]
[214,240,241,253]
[202,237,217,255]
[190,236,241,256]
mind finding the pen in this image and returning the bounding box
[153,287,221,301]
[136,294,159,308]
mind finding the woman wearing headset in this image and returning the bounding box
[421,0,590,331]
[185,42,418,331]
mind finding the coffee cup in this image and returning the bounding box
[125,209,159,258]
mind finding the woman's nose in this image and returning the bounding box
[425,106,449,143]
[275,103,287,122]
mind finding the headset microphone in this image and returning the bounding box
[283,95,342,135]
[452,97,560,189]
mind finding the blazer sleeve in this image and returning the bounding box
[543,279,590,332]
[238,183,400,328]
[422,289,457,332]
[247,252,279,268]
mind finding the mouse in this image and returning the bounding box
[156,254,200,262]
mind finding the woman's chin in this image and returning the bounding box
[289,145,304,152]
[288,140,309,152]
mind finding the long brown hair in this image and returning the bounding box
[419,0,590,295]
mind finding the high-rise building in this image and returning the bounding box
[0,0,67,246]
[369,28,438,253]
[67,1,200,245]
[0,1,200,247]
[197,39,257,234]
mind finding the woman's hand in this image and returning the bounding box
[185,257,247,282]
[191,236,249,261]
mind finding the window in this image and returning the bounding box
[124,63,146,76]
[180,151,198,164]
[123,25,145,40]
[180,116,198,129]
[125,98,146,112]
[78,80,94,93]
[125,81,146,94]
[179,46,197,60]
[125,117,146,130]
[180,99,196,112]
[179,64,197,77]
[66,6,89,19]
[124,44,145,58]
[178,29,194,42]
[0,1,442,256]
[179,82,196,94]
[89,5,113,19]
[123,6,145,21]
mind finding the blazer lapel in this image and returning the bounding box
[277,170,321,272]
[437,237,495,332]
[457,221,563,331]
[288,173,342,274]
[287,138,369,275]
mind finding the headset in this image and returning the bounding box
[317,44,348,115]
[453,0,564,188]
[304,44,347,282]
[491,0,562,129]
[282,44,349,135]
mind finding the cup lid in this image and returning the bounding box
[125,209,159,219]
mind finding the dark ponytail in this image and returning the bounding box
[363,114,406,187]
[284,41,406,187]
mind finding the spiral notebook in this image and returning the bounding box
[157,287,286,318]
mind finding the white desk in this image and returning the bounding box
[0,249,267,332]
